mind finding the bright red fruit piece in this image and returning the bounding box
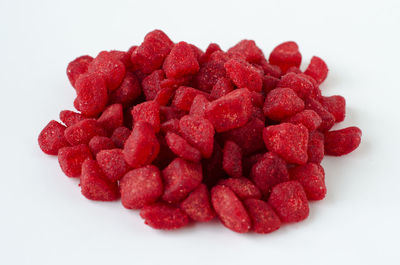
[97,104,123,135]
[304,56,328,85]
[263,87,305,120]
[59,110,87,127]
[64,119,106,146]
[109,72,141,107]
[324,127,362,156]
[141,70,164,101]
[307,131,325,163]
[96,149,129,182]
[219,177,261,200]
[277,72,321,100]
[165,132,201,162]
[285,109,322,131]
[224,59,263,92]
[111,127,131,149]
[305,97,335,131]
[163,41,200,78]
[67,55,93,88]
[88,136,115,155]
[321,95,346,123]
[172,86,208,111]
[58,144,92,178]
[38,120,70,155]
[290,163,326,200]
[189,94,209,117]
[180,184,215,222]
[243,199,281,234]
[269,41,302,73]
[222,141,243,178]
[140,202,189,230]
[131,101,160,133]
[227,40,264,64]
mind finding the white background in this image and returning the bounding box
[1,0,399,264]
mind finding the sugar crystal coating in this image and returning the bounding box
[180,184,215,222]
[290,163,326,200]
[97,104,123,135]
[262,75,280,93]
[88,136,115,155]
[172,86,208,111]
[277,72,321,100]
[163,41,200,78]
[75,73,108,117]
[111,127,131,149]
[260,59,282,78]
[189,94,209,117]
[324,127,362,156]
[243,199,281,234]
[210,77,234,100]
[140,202,189,230]
[224,59,263,92]
[305,97,335,131]
[222,141,243,178]
[141,70,164,101]
[59,110,87,127]
[67,55,93,88]
[165,132,201,162]
[194,60,226,92]
[321,95,346,123]
[64,119,106,146]
[131,101,160,132]
[285,109,322,131]
[96,149,130,182]
[304,56,328,85]
[219,177,261,200]
[199,43,222,64]
[227,40,264,64]
[109,72,141,107]
[269,41,302,73]
[58,144,92,178]
[160,119,180,134]
[38,120,70,155]
[263,87,305,120]
[307,131,325,163]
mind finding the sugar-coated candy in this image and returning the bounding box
[64,119,106,146]
[88,136,115,155]
[67,55,93,88]
[97,104,123,135]
[224,59,263,92]
[163,41,200,78]
[304,56,328,85]
[180,184,215,222]
[290,163,326,200]
[140,202,189,230]
[262,75,280,93]
[80,159,120,201]
[210,77,234,100]
[96,149,129,182]
[141,70,164,101]
[321,95,346,123]
[75,73,108,117]
[305,97,335,131]
[59,110,87,127]
[268,181,309,222]
[227,40,264,64]
[58,144,92,178]
[109,72,141,107]
[269,41,302,73]
[222,141,243,178]
[260,59,282,78]
[120,165,163,209]
[199,43,222,64]
[263,87,305,120]
[285,109,322,131]
[189,94,209,117]
[160,119,180,134]
[159,106,185,122]
[307,131,325,163]
[195,60,226,92]
[38,120,70,155]
[165,132,201,162]
[131,101,160,132]
[211,185,251,233]
[123,121,159,168]
[277,72,321,100]
[153,86,176,106]
[161,158,203,203]
[243,199,281,234]
[111,127,131,148]
[219,177,261,200]
[324,127,362,156]
[172,86,208,111]
[109,50,132,69]
[205,88,252,132]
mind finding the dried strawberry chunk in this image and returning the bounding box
[160,119,180,134]
[324,127,362,156]
[141,70,164,101]
[227,40,264,64]
[189,94,209,117]
[305,97,335,131]
[307,131,325,163]
[263,87,305,120]
[304,56,328,85]
[38,120,70,155]
[285,109,322,131]
[75,73,108,117]
[277,72,321,100]
[131,101,160,133]
[58,144,92,178]
[180,184,215,222]
[172,86,208,111]
[64,119,106,146]
[269,41,302,73]
[165,132,201,162]
[97,104,123,135]
[210,77,234,100]
[109,72,141,107]
[163,41,200,78]
[96,149,129,182]
[194,60,226,92]
[224,59,263,92]
[140,202,189,230]
[88,136,115,155]
[67,55,93,88]
[111,127,130,149]
[222,141,243,178]
[199,43,222,64]
[321,95,346,123]
[59,110,87,127]
[243,199,281,234]
[289,163,326,200]
[219,177,261,200]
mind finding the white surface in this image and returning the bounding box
[1,0,399,264]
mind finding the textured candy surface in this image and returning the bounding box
[180,184,215,222]
[38,120,70,155]
[243,199,281,234]
[307,131,325,163]
[219,177,261,200]
[324,127,362,156]
[263,87,305,120]
[165,132,201,162]
[131,101,160,132]
[97,104,123,135]
[227,40,264,64]
[111,127,131,148]
[67,55,93,88]
[210,77,234,100]
[96,149,129,182]
[305,97,335,131]
[120,165,163,209]
[64,119,106,146]
[189,94,209,117]
[211,185,251,233]
[222,141,242,178]
[277,72,321,100]
[290,163,326,200]
[224,59,263,92]
[322,95,346,123]
[304,56,328,85]
[58,144,92,178]
[140,202,189,230]
[285,109,322,131]
[199,43,222,64]
[172,86,208,111]
[160,119,180,134]
[141,70,164,101]
[59,110,87,127]
[269,41,302,73]
[163,41,199,78]
[88,136,115,155]
[268,181,309,222]
[109,72,141,107]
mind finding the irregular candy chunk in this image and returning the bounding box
[289,163,326,200]
[38,120,70,155]
[180,184,215,222]
[222,141,243,178]
[263,123,309,164]
[205,88,252,132]
[189,44,204,61]
[321,95,346,123]
[285,109,322,131]
[88,51,126,91]
[268,181,309,222]
[109,50,132,69]
[59,110,87,127]
[305,97,335,131]
[224,59,263,92]
[211,185,251,233]
[194,60,226,92]
[131,101,160,132]
[219,177,261,200]
[131,29,174,74]
[251,91,265,108]
[109,72,141,107]
[250,152,289,195]
[304,56,328,85]
[80,159,120,201]
[262,75,280,93]
[286,66,302,74]
[97,104,123,135]
[307,131,325,163]
[227,40,264,64]
[120,165,163,209]
[263,87,305,120]
[161,158,203,203]
[160,119,180,134]
[96,149,129,182]
[141,70,164,101]
[259,59,282,78]
[153,86,176,106]
[67,55,93,88]
[140,202,189,230]
[172,86,208,111]
[88,136,115,155]
[179,115,214,158]
[243,199,281,234]
[123,121,159,168]
[209,77,233,100]
[277,72,321,100]
[165,132,201,162]
[199,43,222,64]
[189,94,209,117]
[269,41,302,73]
[111,127,131,148]
[75,73,109,117]
[159,106,185,122]
[163,41,200,78]
[324,127,362,156]
[243,153,265,177]
[64,119,106,146]
[58,144,92,177]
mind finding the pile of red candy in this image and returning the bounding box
[38,30,362,233]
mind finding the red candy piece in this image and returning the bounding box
[59,110,87,127]
[154,86,176,106]
[227,40,264,64]
[290,163,326,200]
[163,41,200,78]
[161,158,203,203]
[189,94,209,117]
[123,121,159,168]
[268,181,309,222]
[96,149,129,182]
[286,66,302,74]
[211,185,251,233]
[120,165,163,209]
[324,127,362,156]
[180,184,215,222]
[80,159,120,201]
[97,104,123,135]
[321,95,346,123]
[67,55,93,88]
[111,127,131,149]
[269,41,302,73]
[277,72,321,100]
[263,87,305,120]
[64,119,106,146]
[210,77,234,100]
[224,59,263,92]
[194,60,226,92]
[307,131,325,163]
[260,59,282,78]
[243,199,281,234]
[165,132,201,162]
[304,56,328,85]
[131,101,160,132]
[140,202,189,230]
[305,97,335,131]
[205,88,252,132]
[199,43,222,64]
[75,73,108,117]
[131,30,174,74]
[38,120,70,155]
[285,109,322,131]
[160,119,180,134]
[109,50,132,69]
[219,177,261,200]
[58,144,92,178]
[262,75,280,93]
[159,106,185,122]
[263,123,309,164]
[250,91,265,108]
[88,51,126,91]
[141,70,164,101]
[109,72,141,107]
[250,152,290,195]
[222,141,243,178]
[179,115,214,159]
[172,86,208,111]
[88,136,115,155]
